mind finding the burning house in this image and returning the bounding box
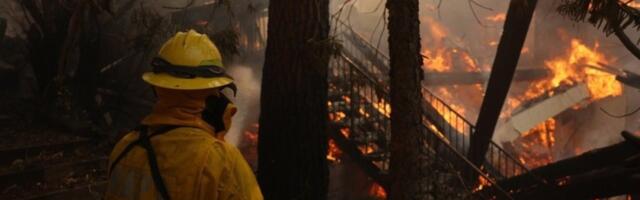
[1,0,639,199]
[324,0,640,198]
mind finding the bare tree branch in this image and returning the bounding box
[614,26,640,60]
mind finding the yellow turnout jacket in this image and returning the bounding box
[105,88,262,200]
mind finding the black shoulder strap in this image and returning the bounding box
[108,125,178,200]
[138,126,172,200]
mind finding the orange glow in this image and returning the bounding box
[369,183,387,199]
[426,87,469,135]
[425,17,447,41]
[623,0,640,8]
[485,13,506,22]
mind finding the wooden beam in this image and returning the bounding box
[468,0,538,170]
[493,84,590,143]
[617,70,640,90]
[423,69,548,86]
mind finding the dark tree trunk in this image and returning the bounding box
[468,0,538,170]
[257,0,330,199]
[386,0,428,198]
[0,17,6,42]
[22,0,71,94]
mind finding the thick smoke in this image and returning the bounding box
[337,0,640,159]
[224,65,261,146]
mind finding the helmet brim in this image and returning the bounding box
[142,72,233,90]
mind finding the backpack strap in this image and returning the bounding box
[109,125,179,200]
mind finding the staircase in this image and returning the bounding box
[327,19,543,198]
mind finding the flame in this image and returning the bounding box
[423,48,452,72]
[545,39,622,100]
[515,38,622,114]
[461,52,480,72]
[359,107,371,118]
[373,100,391,118]
[340,127,351,138]
[327,139,342,162]
[358,145,376,154]
[473,175,492,192]
[329,111,347,122]
[369,183,387,199]
[485,13,506,22]
[514,119,556,169]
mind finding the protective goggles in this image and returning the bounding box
[151,57,231,79]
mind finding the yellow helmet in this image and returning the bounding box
[142,30,234,90]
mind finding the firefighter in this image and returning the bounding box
[105,30,263,200]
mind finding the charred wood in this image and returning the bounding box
[512,162,640,199]
[480,132,640,199]
[329,125,390,190]
[617,70,640,90]
[469,0,538,173]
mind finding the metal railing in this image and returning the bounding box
[328,51,513,199]
[336,18,529,176]
[328,54,391,173]
[328,17,542,195]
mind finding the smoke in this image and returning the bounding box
[224,65,261,146]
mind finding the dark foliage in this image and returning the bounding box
[558,0,640,36]
[558,0,640,59]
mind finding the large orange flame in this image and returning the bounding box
[532,39,622,100]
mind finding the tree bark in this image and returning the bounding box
[386,0,428,199]
[0,17,6,43]
[257,0,330,199]
[468,0,538,170]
